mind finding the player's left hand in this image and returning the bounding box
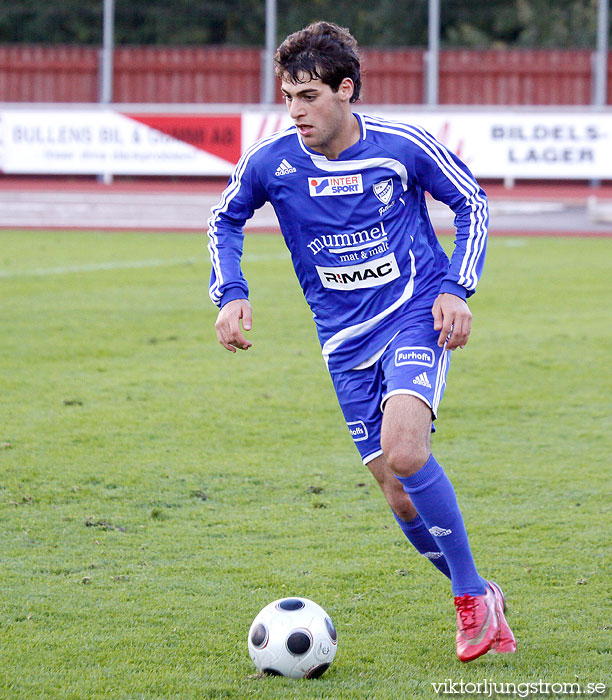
[432,293,472,350]
[215,298,253,353]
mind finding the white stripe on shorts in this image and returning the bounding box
[380,389,433,414]
[432,347,451,415]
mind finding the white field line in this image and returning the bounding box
[0,257,199,278]
[0,252,290,279]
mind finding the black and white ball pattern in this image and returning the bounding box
[248,597,338,678]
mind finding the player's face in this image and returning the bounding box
[280,73,357,160]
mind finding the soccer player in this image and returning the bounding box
[207,21,516,662]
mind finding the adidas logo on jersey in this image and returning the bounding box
[275,159,297,176]
[413,372,432,389]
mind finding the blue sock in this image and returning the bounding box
[395,454,486,597]
[392,511,451,579]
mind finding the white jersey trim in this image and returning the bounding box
[321,250,416,367]
[351,330,400,370]
[308,152,409,191]
[295,119,409,190]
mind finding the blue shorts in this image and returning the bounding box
[330,320,451,464]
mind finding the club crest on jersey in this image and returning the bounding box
[373,179,393,205]
[308,174,363,197]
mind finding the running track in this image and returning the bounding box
[0,177,611,236]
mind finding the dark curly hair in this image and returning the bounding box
[274,21,361,103]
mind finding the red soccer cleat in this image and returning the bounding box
[487,580,517,655]
[454,586,500,662]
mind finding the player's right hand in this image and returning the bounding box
[215,298,253,352]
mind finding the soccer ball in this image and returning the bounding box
[247,597,338,678]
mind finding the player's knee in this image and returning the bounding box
[383,441,430,477]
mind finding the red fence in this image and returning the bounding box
[113,46,262,103]
[437,49,593,105]
[0,44,608,105]
[361,49,425,104]
[0,46,99,102]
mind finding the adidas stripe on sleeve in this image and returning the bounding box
[364,116,488,299]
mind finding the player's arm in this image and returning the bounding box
[409,128,488,349]
[207,153,267,352]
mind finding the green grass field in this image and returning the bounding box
[1,229,610,700]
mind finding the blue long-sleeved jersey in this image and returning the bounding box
[208,113,488,373]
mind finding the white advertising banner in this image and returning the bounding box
[0,110,239,175]
[1,107,611,179]
[243,109,612,180]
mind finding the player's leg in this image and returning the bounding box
[380,321,484,595]
[381,393,484,595]
[381,394,515,661]
[365,453,418,520]
[366,453,451,579]
[329,362,449,577]
[379,321,515,661]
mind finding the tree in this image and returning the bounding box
[0,0,102,43]
[442,0,599,48]
[0,0,603,48]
